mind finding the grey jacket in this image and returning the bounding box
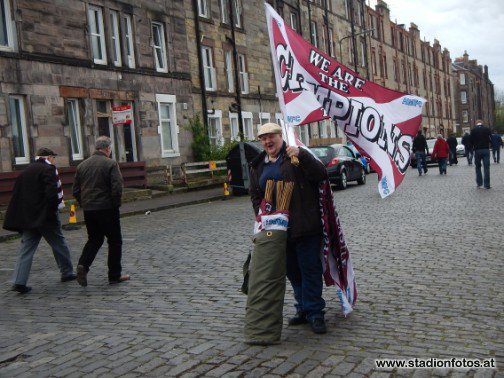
[73,151,123,211]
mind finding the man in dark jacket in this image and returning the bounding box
[3,147,76,294]
[73,136,129,286]
[249,123,327,334]
[470,120,492,189]
[461,131,473,165]
[446,133,458,166]
[412,129,429,175]
[490,129,503,163]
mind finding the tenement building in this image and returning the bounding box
[0,0,194,180]
[0,0,495,180]
[452,51,495,134]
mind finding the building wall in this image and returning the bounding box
[453,52,495,134]
[0,0,194,176]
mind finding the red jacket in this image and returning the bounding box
[432,138,450,159]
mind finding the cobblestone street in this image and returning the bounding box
[1,161,502,377]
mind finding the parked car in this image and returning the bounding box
[410,138,438,168]
[309,144,366,189]
[346,143,371,173]
[456,137,465,157]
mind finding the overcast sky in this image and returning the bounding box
[369,0,504,95]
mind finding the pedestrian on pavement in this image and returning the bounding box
[470,120,492,189]
[249,123,328,335]
[3,147,77,294]
[431,134,450,175]
[446,133,458,166]
[461,131,473,165]
[490,129,503,163]
[73,136,130,286]
[412,129,429,176]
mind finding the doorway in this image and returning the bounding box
[95,100,137,162]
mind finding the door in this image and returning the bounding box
[96,100,137,162]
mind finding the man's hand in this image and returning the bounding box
[286,146,300,158]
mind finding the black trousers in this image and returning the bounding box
[78,208,122,281]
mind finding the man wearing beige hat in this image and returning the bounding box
[3,147,77,294]
[249,123,328,334]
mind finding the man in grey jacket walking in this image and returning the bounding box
[73,136,130,286]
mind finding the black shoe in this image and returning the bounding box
[12,284,32,294]
[309,318,327,334]
[77,265,87,287]
[61,273,77,282]
[109,274,130,284]
[288,313,308,326]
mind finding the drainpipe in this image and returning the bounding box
[348,0,358,74]
[229,0,244,141]
[192,0,209,135]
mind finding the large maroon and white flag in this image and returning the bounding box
[265,3,426,198]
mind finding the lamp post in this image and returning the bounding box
[338,28,375,72]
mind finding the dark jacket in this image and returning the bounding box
[73,151,123,211]
[249,144,326,239]
[470,125,491,150]
[3,160,59,232]
[446,135,458,151]
[461,133,472,149]
[412,133,428,153]
[490,133,503,149]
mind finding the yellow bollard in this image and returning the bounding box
[223,182,230,196]
[69,204,77,223]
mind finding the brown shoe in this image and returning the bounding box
[109,274,130,284]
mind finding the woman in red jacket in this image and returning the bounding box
[431,134,450,175]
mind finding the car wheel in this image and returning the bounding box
[338,170,347,190]
[357,168,366,185]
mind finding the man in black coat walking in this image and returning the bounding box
[446,133,458,166]
[3,147,76,294]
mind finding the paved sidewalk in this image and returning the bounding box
[0,186,227,242]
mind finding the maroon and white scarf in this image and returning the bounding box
[37,157,64,209]
[319,177,357,316]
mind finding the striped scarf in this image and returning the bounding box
[37,157,65,209]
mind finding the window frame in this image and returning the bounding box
[198,0,209,18]
[208,110,223,146]
[225,50,235,93]
[152,21,168,73]
[67,99,84,161]
[310,21,318,48]
[459,73,466,85]
[461,91,467,104]
[122,14,136,68]
[156,94,180,157]
[238,54,249,94]
[229,112,239,142]
[9,96,30,165]
[0,0,16,52]
[242,111,254,140]
[88,5,107,65]
[202,46,217,91]
[110,10,122,67]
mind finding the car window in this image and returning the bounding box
[311,147,332,158]
[342,146,355,158]
[427,139,436,149]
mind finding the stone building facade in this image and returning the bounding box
[452,52,495,134]
[0,0,194,179]
[0,0,496,178]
